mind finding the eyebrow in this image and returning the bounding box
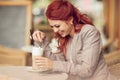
[50,24,60,28]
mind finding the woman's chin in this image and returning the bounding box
[61,34,67,37]
[60,34,65,37]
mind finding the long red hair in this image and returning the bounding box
[45,0,94,55]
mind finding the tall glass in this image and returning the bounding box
[32,46,43,70]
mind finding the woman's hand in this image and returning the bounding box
[35,56,53,70]
[32,30,46,42]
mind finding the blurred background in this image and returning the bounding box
[0,0,120,78]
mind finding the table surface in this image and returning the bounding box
[0,66,68,80]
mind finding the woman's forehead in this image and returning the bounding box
[48,19,66,25]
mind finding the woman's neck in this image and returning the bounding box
[69,25,75,38]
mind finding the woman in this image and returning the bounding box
[32,0,118,80]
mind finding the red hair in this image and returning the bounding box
[45,0,94,55]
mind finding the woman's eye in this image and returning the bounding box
[50,25,60,28]
[55,25,60,28]
[50,26,53,28]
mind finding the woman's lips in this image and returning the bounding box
[59,32,63,36]
[59,31,64,35]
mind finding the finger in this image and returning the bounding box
[35,57,49,63]
[34,35,39,41]
[36,62,46,66]
[35,56,46,59]
[36,62,47,68]
[32,31,41,41]
[35,59,45,63]
[36,32,43,42]
[35,58,48,65]
[32,33,39,42]
[41,32,45,40]
[35,32,40,41]
[35,57,46,62]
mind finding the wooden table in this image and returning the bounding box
[0,66,68,80]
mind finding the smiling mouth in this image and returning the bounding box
[59,30,64,34]
[58,33,62,36]
[58,32,63,36]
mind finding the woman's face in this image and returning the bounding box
[48,19,74,37]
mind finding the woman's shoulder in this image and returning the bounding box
[77,24,100,37]
[80,24,98,33]
[81,24,97,32]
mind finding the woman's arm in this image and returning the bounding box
[52,25,102,78]
[43,42,65,61]
[32,30,65,61]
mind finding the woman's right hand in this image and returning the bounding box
[32,30,46,42]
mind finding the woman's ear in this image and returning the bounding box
[68,17,73,24]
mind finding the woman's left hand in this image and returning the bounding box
[35,56,53,70]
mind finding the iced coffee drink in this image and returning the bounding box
[32,46,43,70]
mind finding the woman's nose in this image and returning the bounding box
[53,27,59,33]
